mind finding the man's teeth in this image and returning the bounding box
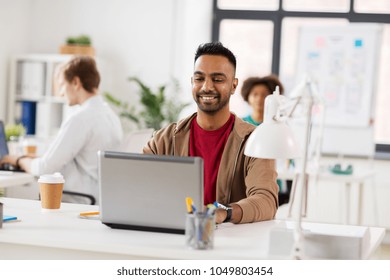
[201,96,215,100]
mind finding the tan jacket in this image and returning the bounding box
[143,113,278,223]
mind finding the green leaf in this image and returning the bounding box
[120,112,139,124]
[129,77,153,98]
[66,35,91,46]
[103,92,122,107]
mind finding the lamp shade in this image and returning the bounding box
[244,121,301,159]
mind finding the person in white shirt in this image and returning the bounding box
[1,56,123,204]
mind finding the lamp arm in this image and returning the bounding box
[290,91,314,260]
[286,96,303,119]
[276,74,315,122]
[274,95,302,122]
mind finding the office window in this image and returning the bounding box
[212,0,390,148]
[354,0,390,14]
[283,0,349,12]
[220,20,273,78]
[219,19,273,116]
[217,0,279,11]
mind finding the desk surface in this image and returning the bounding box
[0,172,35,188]
[0,198,385,260]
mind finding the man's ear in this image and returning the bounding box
[231,78,238,95]
[72,76,82,90]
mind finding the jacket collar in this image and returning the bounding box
[175,112,255,139]
[175,112,196,133]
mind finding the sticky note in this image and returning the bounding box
[355,39,363,47]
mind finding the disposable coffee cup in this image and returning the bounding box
[185,212,215,250]
[22,137,37,156]
[23,145,37,156]
[38,173,65,211]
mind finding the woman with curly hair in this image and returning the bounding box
[241,74,284,125]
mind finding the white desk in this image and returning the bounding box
[0,172,37,200]
[278,169,375,225]
[0,198,385,260]
[0,172,35,188]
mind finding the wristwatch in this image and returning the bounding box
[218,204,233,223]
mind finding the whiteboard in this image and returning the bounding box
[294,23,382,157]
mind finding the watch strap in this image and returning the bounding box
[16,155,29,169]
[223,205,232,223]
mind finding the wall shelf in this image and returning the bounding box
[7,54,73,138]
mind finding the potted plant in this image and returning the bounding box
[59,34,95,56]
[4,123,26,141]
[4,123,26,155]
[104,77,189,131]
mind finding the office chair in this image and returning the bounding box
[38,190,96,205]
[120,128,154,153]
[62,190,96,205]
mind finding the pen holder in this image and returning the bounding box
[0,202,3,229]
[185,212,215,250]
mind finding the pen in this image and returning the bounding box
[214,202,228,210]
[206,204,216,216]
[185,197,193,214]
[79,211,100,216]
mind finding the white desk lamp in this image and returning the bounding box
[244,76,369,259]
[245,81,309,259]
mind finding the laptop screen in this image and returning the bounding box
[0,121,10,159]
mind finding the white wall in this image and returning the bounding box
[0,0,33,120]
[0,0,213,122]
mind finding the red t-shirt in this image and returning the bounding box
[189,114,235,205]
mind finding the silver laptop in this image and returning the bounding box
[98,151,204,234]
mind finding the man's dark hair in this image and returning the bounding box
[63,55,100,93]
[194,42,236,71]
[241,74,284,101]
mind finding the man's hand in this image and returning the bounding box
[0,155,18,166]
[0,155,33,173]
[215,208,228,224]
[214,204,243,224]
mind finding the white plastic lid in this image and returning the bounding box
[38,172,65,184]
[22,137,37,146]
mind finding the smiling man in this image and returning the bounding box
[143,42,278,224]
